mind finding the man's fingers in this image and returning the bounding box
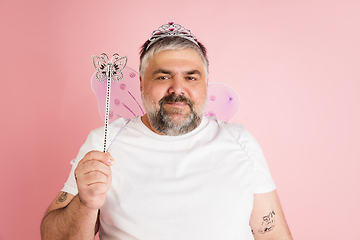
[74,150,113,188]
[75,150,113,177]
[82,170,109,185]
[80,160,112,177]
[82,150,114,166]
[87,182,109,195]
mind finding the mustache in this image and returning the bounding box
[159,94,194,108]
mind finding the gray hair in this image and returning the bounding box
[139,36,209,79]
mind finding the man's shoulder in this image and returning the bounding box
[206,117,247,135]
[88,117,133,137]
[109,117,133,129]
[206,117,257,145]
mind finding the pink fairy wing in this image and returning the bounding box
[91,66,144,124]
[92,68,240,123]
[204,82,240,122]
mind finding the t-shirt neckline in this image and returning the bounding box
[136,115,209,140]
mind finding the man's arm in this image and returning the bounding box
[40,151,114,240]
[41,192,99,240]
[249,190,292,240]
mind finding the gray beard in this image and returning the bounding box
[143,94,203,136]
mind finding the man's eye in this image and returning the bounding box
[156,76,169,80]
[186,76,196,81]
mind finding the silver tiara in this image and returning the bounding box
[147,22,198,49]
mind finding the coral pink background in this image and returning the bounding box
[1,1,359,239]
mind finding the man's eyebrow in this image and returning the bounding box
[184,70,202,76]
[152,69,173,75]
[152,69,202,76]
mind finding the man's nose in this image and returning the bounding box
[168,76,185,95]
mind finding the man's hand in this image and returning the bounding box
[74,150,114,210]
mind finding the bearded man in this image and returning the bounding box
[41,22,292,240]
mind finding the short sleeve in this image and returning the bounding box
[223,122,276,194]
[61,118,130,195]
[61,128,104,195]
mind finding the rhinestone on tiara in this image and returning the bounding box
[147,22,198,49]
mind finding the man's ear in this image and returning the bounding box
[140,76,143,91]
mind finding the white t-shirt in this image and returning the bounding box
[62,116,276,240]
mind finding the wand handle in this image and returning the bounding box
[103,65,112,152]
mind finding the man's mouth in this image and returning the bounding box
[166,101,188,107]
[159,94,193,109]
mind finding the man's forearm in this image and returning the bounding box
[41,195,99,240]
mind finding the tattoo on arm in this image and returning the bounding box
[259,211,276,234]
[55,192,68,204]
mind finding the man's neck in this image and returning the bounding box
[141,114,164,135]
[140,114,203,136]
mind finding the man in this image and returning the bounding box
[41,22,292,240]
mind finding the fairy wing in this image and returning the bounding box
[204,82,240,122]
[91,66,144,123]
[92,68,240,123]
